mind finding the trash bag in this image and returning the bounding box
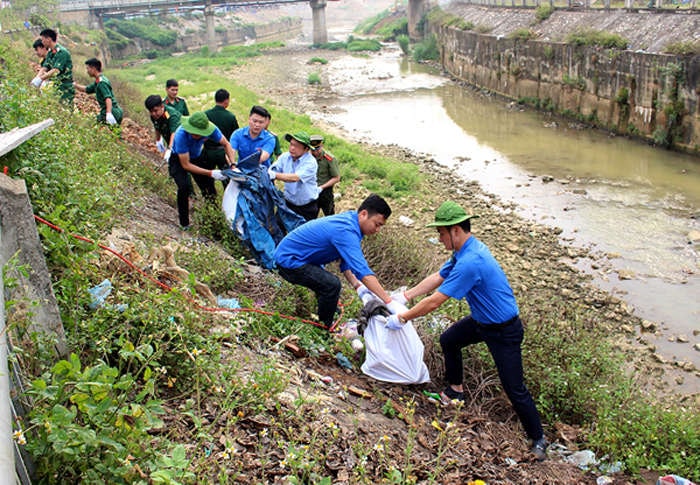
[358,289,430,384]
[222,151,305,269]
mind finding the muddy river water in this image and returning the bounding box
[301,47,700,390]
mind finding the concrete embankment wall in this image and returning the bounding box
[110,18,302,58]
[427,15,700,152]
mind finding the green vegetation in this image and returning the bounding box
[307,56,328,65]
[104,18,178,48]
[426,6,474,31]
[535,4,555,21]
[307,72,321,85]
[566,29,628,49]
[412,34,439,62]
[313,36,381,53]
[508,28,536,41]
[1,18,699,481]
[563,73,587,90]
[397,34,410,56]
[663,40,700,56]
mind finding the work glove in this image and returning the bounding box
[30,76,42,88]
[211,169,227,181]
[391,291,408,306]
[356,284,373,300]
[385,299,405,315]
[155,138,166,153]
[105,112,117,125]
[163,148,172,161]
[383,314,403,330]
[267,167,277,180]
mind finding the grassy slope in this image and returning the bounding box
[1,23,699,483]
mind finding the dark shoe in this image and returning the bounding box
[440,386,464,404]
[531,437,548,461]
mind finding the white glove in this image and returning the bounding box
[105,112,117,125]
[163,148,172,161]
[267,167,276,180]
[379,314,403,330]
[211,169,227,181]
[356,284,373,300]
[30,76,42,88]
[391,291,408,306]
[155,138,166,153]
[385,300,405,315]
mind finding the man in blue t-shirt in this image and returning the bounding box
[274,194,398,328]
[386,201,547,461]
[170,111,236,230]
[229,105,277,168]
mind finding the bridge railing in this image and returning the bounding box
[454,0,697,11]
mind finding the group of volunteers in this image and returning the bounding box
[31,28,123,126]
[144,87,341,230]
[29,34,547,460]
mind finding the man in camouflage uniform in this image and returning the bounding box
[310,134,341,217]
[38,28,74,106]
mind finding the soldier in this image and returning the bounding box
[205,89,239,188]
[74,58,123,126]
[164,79,190,116]
[37,28,74,106]
[310,135,341,217]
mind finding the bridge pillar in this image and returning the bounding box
[310,0,328,45]
[205,0,216,52]
[408,0,430,40]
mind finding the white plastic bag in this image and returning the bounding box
[359,291,430,384]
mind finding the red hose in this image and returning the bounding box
[33,215,343,331]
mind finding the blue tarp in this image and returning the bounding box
[222,152,305,269]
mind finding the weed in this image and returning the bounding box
[397,34,410,56]
[509,28,536,41]
[566,29,628,49]
[663,40,700,56]
[535,4,555,21]
[307,72,322,85]
[308,56,328,64]
[413,34,439,62]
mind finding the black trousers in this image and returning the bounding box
[286,199,318,222]
[169,153,216,227]
[277,264,341,327]
[440,315,544,441]
[317,188,335,216]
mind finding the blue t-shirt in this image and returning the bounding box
[230,127,276,167]
[271,151,319,206]
[172,126,222,159]
[438,236,518,324]
[274,210,373,279]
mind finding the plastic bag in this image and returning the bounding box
[359,290,430,384]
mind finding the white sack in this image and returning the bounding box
[221,180,244,235]
[359,292,430,384]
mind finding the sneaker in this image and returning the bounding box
[440,386,464,404]
[531,437,548,461]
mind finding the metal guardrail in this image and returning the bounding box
[451,0,698,10]
[59,0,311,12]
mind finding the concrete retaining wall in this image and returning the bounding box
[428,21,700,151]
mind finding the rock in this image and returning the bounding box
[617,269,635,280]
[694,343,700,351]
[564,449,597,469]
[676,334,689,343]
[541,175,555,183]
[687,229,700,243]
[641,320,656,332]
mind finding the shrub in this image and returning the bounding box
[663,40,700,56]
[535,4,555,22]
[566,29,628,49]
[413,34,439,62]
[508,28,536,41]
[397,34,410,56]
[347,38,382,53]
[376,17,408,41]
[307,72,321,85]
[308,56,328,64]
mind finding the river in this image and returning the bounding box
[302,46,700,392]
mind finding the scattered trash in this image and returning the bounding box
[320,375,333,385]
[88,279,113,310]
[351,338,364,352]
[427,237,439,245]
[422,390,442,402]
[336,352,353,369]
[598,460,624,474]
[216,296,240,309]
[398,215,414,227]
[657,475,697,485]
[467,480,487,485]
[339,319,359,339]
[87,279,127,312]
[564,449,598,470]
[596,476,614,485]
[504,457,517,466]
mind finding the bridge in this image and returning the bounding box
[58,0,431,47]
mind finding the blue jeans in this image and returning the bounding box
[440,316,544,441]
[277,264,341,327]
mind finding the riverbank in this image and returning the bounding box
[226,43,700,398]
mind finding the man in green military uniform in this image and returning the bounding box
[145,94,182,160]
[74,58,123,126]
[205,89,239,187]
[38,28,74,106]
[310,134,341,216]
[165,79,190,116]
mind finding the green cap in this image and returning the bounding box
[426,201,480,227]
[181,111,216,137]
[285,131,312,149]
